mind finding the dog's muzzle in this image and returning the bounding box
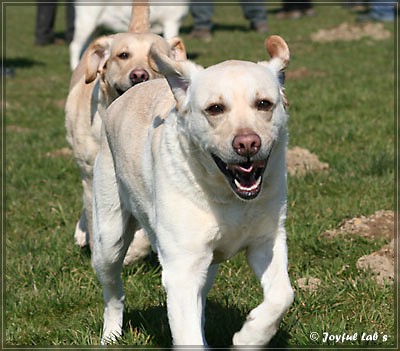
[116,69,150,96]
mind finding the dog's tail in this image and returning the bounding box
[128,0,150,33]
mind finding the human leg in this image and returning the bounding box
[35,0,57,45]
[240,0,268,33]
[189,0,214,41]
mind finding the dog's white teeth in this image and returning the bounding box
[234,177,261,192]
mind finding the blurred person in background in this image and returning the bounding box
[35,0,75,45]
[189,0,268,42]
[275,0,315,19]
[356,0,396,22]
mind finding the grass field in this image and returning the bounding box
[3,2,397,349]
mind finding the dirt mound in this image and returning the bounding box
[322,210,394,240]
[322,210,395,285]
[287,146,329,176]
[356,239,395,285]
[311,22,391,42]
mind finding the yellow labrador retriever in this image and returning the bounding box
[65,4,186,254]
[93,35,293,347]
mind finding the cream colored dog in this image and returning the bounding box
[65,28,186,254]
[70,0,188,70]
[92,35,293,347]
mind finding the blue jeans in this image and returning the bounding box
[370,1,395,21]
[190,0,267,30]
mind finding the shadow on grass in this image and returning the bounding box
[123,299,290,348]
[180,23,250,35]
[5,57,45,69]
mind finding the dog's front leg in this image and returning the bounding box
[232,231,293,347]
[201,264,219,331]
[160,254,213,346]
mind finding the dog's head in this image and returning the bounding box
[151,36,290,201]
[84,32,186,104]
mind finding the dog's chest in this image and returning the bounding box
[209,201,276,263]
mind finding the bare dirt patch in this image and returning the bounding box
[6,125,33,133]
[286,67,326,80]
[287,146,329,176]
[296,276,322,293]
[322,210,395,285]
[45,147,73,158]
[356,239,395,285]
[54,99,66,109]
[322,210,394,240]
[311,22,391,42]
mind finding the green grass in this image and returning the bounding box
[3,2,396,349]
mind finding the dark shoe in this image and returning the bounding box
[54,38,66,45]
[189,28,212,42]
[276,10,302,19]
[251,22,268,34]
[35,37,65,46]
[303,8,316,17]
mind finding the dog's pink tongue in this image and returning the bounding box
[228,164,257,187]
[238,164,254,173]
[228,160,266,189]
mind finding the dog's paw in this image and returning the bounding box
[74,220,89,247]
[101,330,122,345]
[123,229,152,265]
[232,306,277,347]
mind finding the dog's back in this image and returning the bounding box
[105,78,174,152]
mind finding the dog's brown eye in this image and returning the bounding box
[256,99,273,111]
[118,52,129,60]
[206,104,225,115]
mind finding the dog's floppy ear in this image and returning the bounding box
[85,35,114,84]
[168,37,187,61]
[150,45,203,109]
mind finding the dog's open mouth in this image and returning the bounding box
[116,85,137,96]
[116,88,126,96]
[212,155,269,200]
[116,81,145,96]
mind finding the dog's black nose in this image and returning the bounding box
[232,131,261,158]
[130,69,149,85]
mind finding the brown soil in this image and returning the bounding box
[287,146,329,176]
[54,99,66,109]
[322,210,395,285]
[296,276,322,293]
[322,210,394,240]
[356,239,395,285]
[311,22,391,42]
[286,67,326,80]
[6,125,33,133]
[45,147,73,158]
